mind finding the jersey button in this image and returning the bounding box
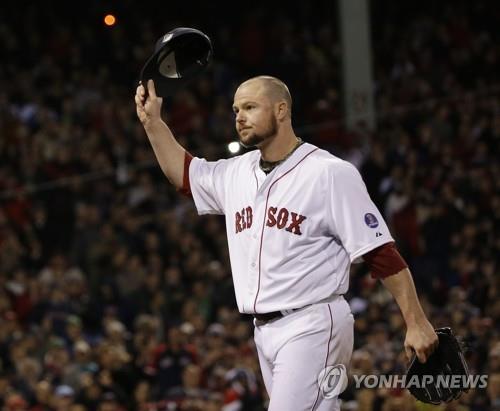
[251,262,256,268]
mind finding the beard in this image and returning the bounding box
[238,115,278,148]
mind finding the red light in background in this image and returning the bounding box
[104,14,116,26]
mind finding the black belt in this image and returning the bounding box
[253,311,283,323]
[253,305,312,323]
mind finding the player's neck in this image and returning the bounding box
[259,130,301,162]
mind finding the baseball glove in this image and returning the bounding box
[406,327,469,404]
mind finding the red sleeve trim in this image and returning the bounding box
[363,242,408,279]
[178,151,193,197]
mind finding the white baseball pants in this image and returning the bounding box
[254,295,354,411]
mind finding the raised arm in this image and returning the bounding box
[135,80,188,189]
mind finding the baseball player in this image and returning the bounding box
[135,76,438,410]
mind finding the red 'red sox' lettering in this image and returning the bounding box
[266,207,307,235]
[235,206,253,233]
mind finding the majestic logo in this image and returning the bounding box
[266,207,306,235]
[235,207,253,233]
[364,213,379,228]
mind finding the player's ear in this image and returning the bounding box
[276,101,288,121]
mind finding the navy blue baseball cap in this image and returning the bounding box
[140,27,213,97]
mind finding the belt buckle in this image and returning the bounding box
[280,309,295,316]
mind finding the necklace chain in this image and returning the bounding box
[259,138,303,174]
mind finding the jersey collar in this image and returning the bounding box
[274,142,317,176]
[253,143,318,193]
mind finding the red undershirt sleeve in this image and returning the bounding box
[363,242,408,279]
[178,151,193,197]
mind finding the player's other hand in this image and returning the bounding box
[404,318,438,363]
[135,79,163,127]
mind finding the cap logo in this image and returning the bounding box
[162,33,173,43]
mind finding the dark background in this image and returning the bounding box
[0,1,498,410]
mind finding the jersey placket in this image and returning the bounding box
[246,165,279,313]
[244,190,264,312]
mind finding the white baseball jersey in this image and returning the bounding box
[188,142,393,314]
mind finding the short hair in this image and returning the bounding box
[242,75,293,115]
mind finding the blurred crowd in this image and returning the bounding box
[0,1,498,410]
